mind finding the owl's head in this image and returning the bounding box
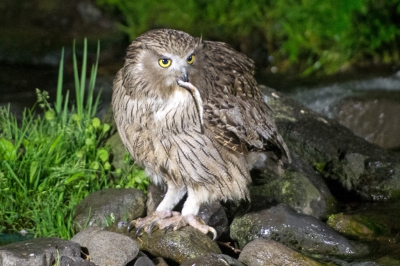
[125,29,203,98]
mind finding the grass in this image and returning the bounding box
[0,40,148,239]
[97,0,400,74]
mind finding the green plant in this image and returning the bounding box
[0,40,147,239]
[97,0,400,74]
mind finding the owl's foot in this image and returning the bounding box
[129,211,217,240]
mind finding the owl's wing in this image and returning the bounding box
[200,41,290,161]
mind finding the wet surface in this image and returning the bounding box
[290,71,400,118]
[289,71,400,150]
[0,233,34,246]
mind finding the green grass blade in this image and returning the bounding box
[3,161,27,195]
[87,40,100,117]
[55,48,65,115]
[73,40,82,116]
[79,39,88,117]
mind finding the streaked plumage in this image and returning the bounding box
[112,29,290,238]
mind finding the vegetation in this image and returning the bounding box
[0,40,148,239]
[97,0,400,74]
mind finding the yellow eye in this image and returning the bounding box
[158,58,172,68]
[187,54,195,64]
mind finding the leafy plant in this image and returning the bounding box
[97,0,400,74]
[0,40,147,239]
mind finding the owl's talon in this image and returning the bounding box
[164,224,173,234]
[127,220,136,233]
[209,227,217,241]
[148,220,159,235]
[135,223,145,238]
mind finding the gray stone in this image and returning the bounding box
[72,227,139,266]
[145,183,165,215]
[0,237,81,266]
[261,85,400,202]
[152,257,169,266]
[239,239,321,266]
[132,251,157,266]
[230,203,369,259]
[250,152,336,220]
[59,256,96,266]
[73,188,146,231]
[133,226,221,264]
[181,254,245,266]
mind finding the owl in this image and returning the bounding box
[112,29,290,239]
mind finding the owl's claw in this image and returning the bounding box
[186,214,218,240]
[127,220,136,232]
[135,223,146,238]
[128,211,217,240]
[148,220,159,235]
[164,224,173,234]
[210,227,218,241]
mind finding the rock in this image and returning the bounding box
[181,254,246,266]
[73,188,146,231]
[239,239,322,266]
[152,257,169,266]
[198,201,229,238]
[328,200,400,247]
[250,153,337,220]
[71,227,139,266]
[375,255,400,266]
[132,251,156,266]
[145,183,165,215]
[230,203,369,259]
[261,85,400,202]
[335,92,400,150]
[291,78,400,150]
[59,256,96,266]
[0,237,81,266]
[133,226,221,264]
[327,213,377,239]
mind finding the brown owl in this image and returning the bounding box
[112,29,290,239]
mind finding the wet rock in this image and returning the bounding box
[152,257,169,266]
[145,183,165,215]
[230,203,369,259]
[181,253,245,266]
[335,92,400,150]
[71,227,138,266]
[292,77,400,150]
[250,153,337,220]
[131,251,156,266]
[327,213,377,239]
[328,200,400,243]
[59,256,96,266]
[133,226,221,264]
[261,85,400,202]
[0,237,81,266]
[73,188,146,231]
[198,201,229,238]
[239,238,322,266]
[375,256,400,266]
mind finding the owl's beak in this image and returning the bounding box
[180,67,189,82]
